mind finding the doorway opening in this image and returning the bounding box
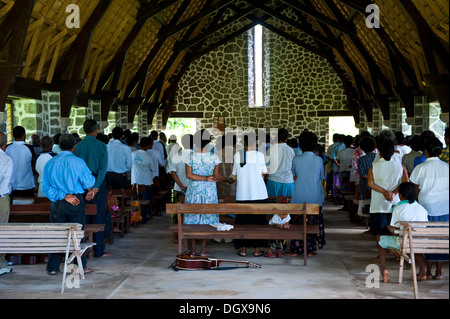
[328,116,359,147]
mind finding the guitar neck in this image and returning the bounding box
[210,258,260,268]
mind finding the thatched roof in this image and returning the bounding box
[1,0,448,125]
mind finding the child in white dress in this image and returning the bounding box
[266,213,291,257]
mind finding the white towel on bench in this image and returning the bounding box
[209,223,234,231]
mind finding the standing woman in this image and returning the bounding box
[367,130,408,255]
[285,131,326,257]
[232,132,268,257]
[184,129,226,257]
[410,137,449,280]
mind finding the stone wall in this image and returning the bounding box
[172,26,348,144]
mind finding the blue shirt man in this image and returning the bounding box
[106,127,132,189]
[43,134,95,275]
[43,151,95,203]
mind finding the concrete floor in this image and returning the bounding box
[0,201,448,300]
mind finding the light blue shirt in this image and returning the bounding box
[106,139,132,173]
[330,142,345,172]
[5,141,35,190]
[42,151,95,202]
[291,152,325,206]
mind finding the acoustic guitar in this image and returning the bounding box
[170,254,262,271]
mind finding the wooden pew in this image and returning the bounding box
[167,202,320,266]
[9,202,101,259]
[150,189,172,216]
[110,188,138,234]
[0,223,95,293]
[396,221,449,299]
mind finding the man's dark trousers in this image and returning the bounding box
[46,194,87,272]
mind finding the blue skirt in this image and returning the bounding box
[266,180,294,197]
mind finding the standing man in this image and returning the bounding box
[106,127,132,189]
[0,132,14,276]
[43,134,96,275]
[131,137,158,223]
[35,136,57,197]
[74,119,110,258]
[5,126,36,198]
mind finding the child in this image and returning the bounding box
[377,182,429,282]
[266,214,291,257]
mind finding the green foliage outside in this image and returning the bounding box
[162,118,197,141]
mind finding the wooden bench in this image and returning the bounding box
[110,188,139,234]
[151,189,172,216]
[9,202,102,259]
[396,221,449,299]
[0,223,95,293]
[167,202,320,266]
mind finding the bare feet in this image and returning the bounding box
[382,269,390,283]
[433,274,445,280]
[413,274,427,281]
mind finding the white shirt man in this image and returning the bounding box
[152,139,166,167]
[168,148,192,193]
[107,139,132,174]
[35,151,57,197]
[131,149,158,186]
[336,147,355,173]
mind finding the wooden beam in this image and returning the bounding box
[158,0,234,40]
[340,0,420,88]
[393,86,420,118]
[0,0,35,112]
[175,2,262,53]
[319,0,394,96]
[148,0,224,104]
[257,4,340,49]
[52,0,113,82]
[280,0,357,36]
[96,19,147,94]
[52,0,113,118]
[123,0,191,100]
[136,0,180,21]
[398,0,449,74]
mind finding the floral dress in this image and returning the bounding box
[183,151,221,225]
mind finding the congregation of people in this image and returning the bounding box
[0,120,449,283]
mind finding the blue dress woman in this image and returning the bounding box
[184,129,226,256]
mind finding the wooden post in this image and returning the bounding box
[408,227,419,299]
[177,205,183,256]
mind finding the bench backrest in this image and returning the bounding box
[218,196,291,203]
[166,203,319,215]
[0,223,84,254]
[399,222,449,255]
[10,204,97,215]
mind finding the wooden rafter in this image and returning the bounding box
[51,0,113,118]
[0,0,35,112]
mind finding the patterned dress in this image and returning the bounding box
[183,151,221,225]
